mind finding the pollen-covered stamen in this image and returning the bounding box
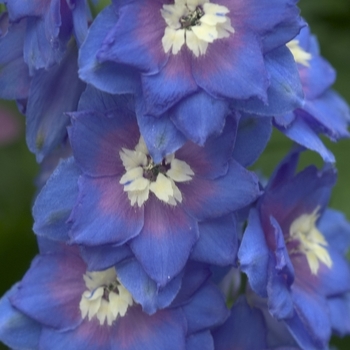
[289,207,332,275]
[119,137,194,207]
[79,267,133,326]
[287,39,312,67]
[161,0,234,57]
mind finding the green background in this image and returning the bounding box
[1,0,350,348]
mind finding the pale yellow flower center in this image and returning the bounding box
[287,39,312,67]
[119,137,194,207]
[79,267,133,326]
[289,207,332,275]
[161,0,234,56]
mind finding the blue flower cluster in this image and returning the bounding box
[1,0,350,349]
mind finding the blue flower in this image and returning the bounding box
[7,242,228,350]
[0,12,85,161]
[275,26,350,163]
[238,150,350,349]
[79,0,303,146]
[3,0,91,73]
[33,87,261,286]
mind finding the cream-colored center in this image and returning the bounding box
[119,137,194,207]
[289,207,332,275]
[161,0,234,56]
[286,39,312,67]
[79,267,133,326]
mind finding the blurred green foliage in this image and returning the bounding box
[0,0,350,349]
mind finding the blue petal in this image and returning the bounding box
[318,209,350,254]
[11,253,85,331]
[171,262,211,308]
[191,214,238,266]
[23,15,65,73]
[232,115,272,167]
[69,176,144,246]
[136,103,186,164]
[186,331,214,350]
[80,244,133,271]
[0,284,41,350]
[238,208,269,297]
[276,113,335,163]
[140,50,197,116]
[33,157,79,242]
[26,44,85,161]
[284,286,331,350]
[328,294,350,337]
[78,6,140,94]
[69,0,89,46]
[130,196,199,287]
[0,15,30,99]
[175,116,237,180]
[213,296,267,350]
[303,89,350,141]
[181,159,261,221]
[117,259,182,314]
[194,31,268,102]
[97,0,168,75]
[170,91,230,145]
[182,283,229,334]
[232,46,304,116]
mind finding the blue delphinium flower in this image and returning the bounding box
[32,86,261,286]
[238,150,350,349]
[3,241,229,350]
[2,0,91,73]
[275,25,350,163]
[79,0,304,149]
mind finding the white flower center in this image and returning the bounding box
[161,0,234,57]
[79,267,134,326]
[119,137,194,207]
[289,207,332,275]
[286,39,312,67]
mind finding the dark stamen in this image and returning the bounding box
[180,6,204,30]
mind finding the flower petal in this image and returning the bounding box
[69,176,144,246]
[130,196,199,286]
